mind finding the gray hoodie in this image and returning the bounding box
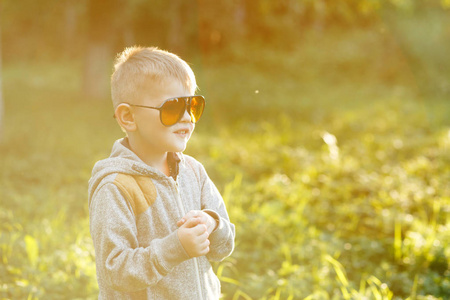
[88,138,235,299]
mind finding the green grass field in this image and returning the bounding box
[0,24,449,299]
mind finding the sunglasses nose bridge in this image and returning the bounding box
[179,98,192,122]
[186,98,192,114]
[184,98,197,122]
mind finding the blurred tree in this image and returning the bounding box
[197,0,245,54]
[83,0,121,100]
[167,0,186,54]
[2,0,449,62]
[0,1,3,142]
[62,0,84,58]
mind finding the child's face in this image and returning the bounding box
[131,78,195,157]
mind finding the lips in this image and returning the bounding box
[174,129,188,134]
[173,126,192,136]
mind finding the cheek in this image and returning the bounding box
[152,122,173,138]
[136,112,161,129]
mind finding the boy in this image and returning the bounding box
[88,46,235,299]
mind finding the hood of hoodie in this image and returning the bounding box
[88,138,180,208]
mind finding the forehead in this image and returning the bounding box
[140,77,191,105]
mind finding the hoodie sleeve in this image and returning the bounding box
[89,182,190,292]
[198,165,236,262]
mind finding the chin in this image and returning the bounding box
[171,143,187,153]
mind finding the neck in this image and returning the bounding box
[127,137,170,176]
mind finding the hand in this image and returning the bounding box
[177,217,210,258]
[177,210,217,235]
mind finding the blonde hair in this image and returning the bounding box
[111,46,197,108]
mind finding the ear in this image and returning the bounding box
[115,103,137,132]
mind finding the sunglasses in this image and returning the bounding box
[126,95,205,127]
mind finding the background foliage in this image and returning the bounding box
[0,0,449,299]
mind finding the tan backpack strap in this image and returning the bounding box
[113,174,157,216]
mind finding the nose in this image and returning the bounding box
[179,106,192,123]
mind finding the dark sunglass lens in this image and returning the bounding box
[161,98,186,126]
[190,96,205,123]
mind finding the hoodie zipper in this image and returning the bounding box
[173,178,204,300]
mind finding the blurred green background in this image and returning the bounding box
[0,0,449,299]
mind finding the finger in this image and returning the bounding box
[176,217,187,227]
[194,231,209,245]
[200,246,210,256]
[178,211,196,226]
[184,210,200,220]
[200,239,210,248]
[178,210,203,226]
[198,214,209,225]
[181,217,201,228]
[196,239,210,255]
[191,223,208,236]
[200,231,210,241]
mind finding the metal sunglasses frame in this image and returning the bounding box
[120,95,205,126]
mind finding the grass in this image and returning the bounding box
[0,21,449,299]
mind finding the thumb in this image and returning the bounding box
[180,217,200,228]
[176,218,186,227]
